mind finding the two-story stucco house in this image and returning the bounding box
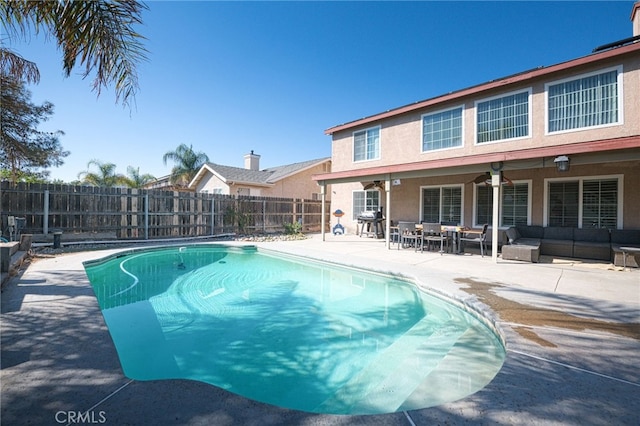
[314,3,640,256]
[189,151,331,200]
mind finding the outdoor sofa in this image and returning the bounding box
[502,225,639,265]
[502,226,542,263]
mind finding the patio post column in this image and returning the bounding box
[320,181,326,242]
[491,172,500,263]
[385,175,391,249]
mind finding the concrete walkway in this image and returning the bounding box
[1,234,638,425]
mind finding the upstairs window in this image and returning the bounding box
[353,127,380,162]
[422,106,463,151]
[547,67,621,133]
[476,90,530,143]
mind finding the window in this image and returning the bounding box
[421,186,462,224]
[548,181,579,227]
[422,106,463,151]
[476,182,530,227]
[582,179,618,229]
[353,127,380,162]
[352,190,380,220]
[547,67,621,133]
[476,90,530,143]
[547,177,619,228]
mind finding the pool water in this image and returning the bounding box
[84,245,505,415]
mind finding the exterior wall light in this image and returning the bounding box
[554,155,570,172]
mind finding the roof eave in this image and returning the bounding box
[228,181,274,188]
[266,158,331,183]
[312,135,640,183]
[325,42,640,135]
[188,164,225,189]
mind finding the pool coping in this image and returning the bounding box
[2,234,639,425]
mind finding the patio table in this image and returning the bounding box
[619,246,640,270]
[440,225,466,254]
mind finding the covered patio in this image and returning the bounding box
[313,137,640,263]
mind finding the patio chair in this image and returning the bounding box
[389,223,401,249]
[420,222,450,254]
[460,224,489,257]
[397,221,420,250]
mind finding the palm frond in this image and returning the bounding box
[0,48,40,84]
[2,0,148,108]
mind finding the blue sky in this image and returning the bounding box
[6,1,636,183]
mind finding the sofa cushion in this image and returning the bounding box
[611,229,640,245]
[543,227,574,240]
[573,241,611,261]
[541,238,573,257]
[516,225,544,239]
[513,238,541,247]
[505,227,521,243]
[573,228,610,243]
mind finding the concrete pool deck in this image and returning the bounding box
[1,233,639,425]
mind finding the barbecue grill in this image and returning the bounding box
[357,209,385,238]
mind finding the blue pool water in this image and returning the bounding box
[84,244,505,415]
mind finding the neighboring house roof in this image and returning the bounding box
[144,175,173,188]
[189,157,330,189]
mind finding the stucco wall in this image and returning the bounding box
[330,159,640,234]
[261,162,330,200]
[330,54,640,173]
[196,173,230,194]
[195,161,330,199]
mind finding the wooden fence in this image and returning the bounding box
[0,182,330,241]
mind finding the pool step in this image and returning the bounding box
[397,327,501,411]
[103,300,182,380]
[314,316,468,414]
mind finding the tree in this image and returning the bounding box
[163,144,209,188]
[78,159,126,187]
[0,0,148,108]
[0,75,69,184]
[123,166,155,188]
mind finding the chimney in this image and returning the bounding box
[633,2,640,36]
[244,150,260,171]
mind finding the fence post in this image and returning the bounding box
[293,199,297,227]
[43,189,50,235]
[144,193,149,240]
[211,197,215,235]
[262,200,266,233]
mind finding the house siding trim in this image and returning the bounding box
[313,135,640,184]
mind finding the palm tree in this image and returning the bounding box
[123,166,155,188]
[163,144,209,188]
[1,0,148,108]
[77,159,126,187]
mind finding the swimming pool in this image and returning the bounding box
[84,244,505,415]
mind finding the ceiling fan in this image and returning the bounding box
[469,172,513,186]
[362,180,385,190]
